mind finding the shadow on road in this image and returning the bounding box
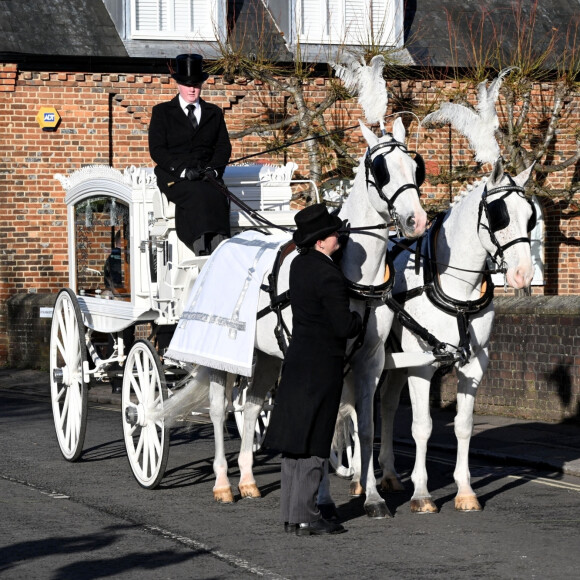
[0,525,208,579]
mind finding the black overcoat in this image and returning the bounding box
[148,95,232,246]
[263,250,362,458]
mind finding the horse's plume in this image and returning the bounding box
[422,68,516,164]
[332,55,388,130]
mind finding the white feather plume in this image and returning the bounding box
[332,55,389,130]
[421,67,516,164]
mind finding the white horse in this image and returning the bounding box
[364,158,535,513]
[204,118,427,505]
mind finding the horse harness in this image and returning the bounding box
[253,140,425,363]
[256,239,295,354]
[386,178,535,369]
[388,213,494,368]
[215,164,533,374]
[256,238,396,368]
[255,221,480,373]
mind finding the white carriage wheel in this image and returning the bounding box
[232,381,274,453]
[122,339,170,489]
[329,414,356,479]
[49,288,89,462]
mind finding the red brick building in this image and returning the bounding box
[1,1,578,420]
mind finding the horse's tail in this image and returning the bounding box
[151,366,210,428]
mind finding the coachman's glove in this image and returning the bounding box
[202,168,218,181]
[185,167,201,181]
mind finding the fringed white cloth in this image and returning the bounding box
[165,230,291,376]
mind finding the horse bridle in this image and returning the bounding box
[478,176,537,265]
[364,140,425,229]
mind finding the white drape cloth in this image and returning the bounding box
[165,230,291,376]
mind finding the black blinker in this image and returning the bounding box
[413,153,425,187]
[527,201,537,232]
[487,199,510,232]
[372,155,390,189]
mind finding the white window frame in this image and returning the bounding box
[130,0,226,41]
[292,0,403,47]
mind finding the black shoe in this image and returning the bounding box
[296,518,346,536]
[318,503,340,521]
[284,522,297,533]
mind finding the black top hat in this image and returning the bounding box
[293,203,343,248]
[172,54,209,86]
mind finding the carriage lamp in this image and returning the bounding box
[36,106,61,132]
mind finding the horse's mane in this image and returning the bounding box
[449,175,489,208]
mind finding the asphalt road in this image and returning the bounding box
[1,388,580,579]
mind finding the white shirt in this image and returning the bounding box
[178,96,201,177]
[179,95,201,125]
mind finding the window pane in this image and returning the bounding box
[372,0,388,36]
[345,0,368,42]
[160,0,168,30]
[295,0,398,46]
[192,0,213,37]
[174,0,192,33]
[301,0,322,38]
[133,0,220,38]
[135,0,160,32]
[74,197,131,301]
[327,0,342,40]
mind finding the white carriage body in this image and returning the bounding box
[54,163,303,335]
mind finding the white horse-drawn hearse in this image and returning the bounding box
[50,161,304,483]
[49,113,429,515]
[50,63,537,519]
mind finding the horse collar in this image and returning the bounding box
[346,249,395,302]
[424,213,495,317]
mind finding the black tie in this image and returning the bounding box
[186,104,198,130]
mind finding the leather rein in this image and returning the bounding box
[205,144,417,365]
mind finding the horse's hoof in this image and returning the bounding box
[455,495,482,511]
[410,498,438,513]
[380,476,405,493]
[365,502,393,519]
[213,486,235,503]
[238,482,261,499]
[318,503,339,521]
[349,481,364,496]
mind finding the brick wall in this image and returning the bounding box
[1,62,578,367]
[5,293,56,368]
[434,296,580,422]
[7,291,578,422]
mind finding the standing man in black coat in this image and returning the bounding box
[149,54,232,254]
[263,203,362,536]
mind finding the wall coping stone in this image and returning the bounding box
[494,295,580,315]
